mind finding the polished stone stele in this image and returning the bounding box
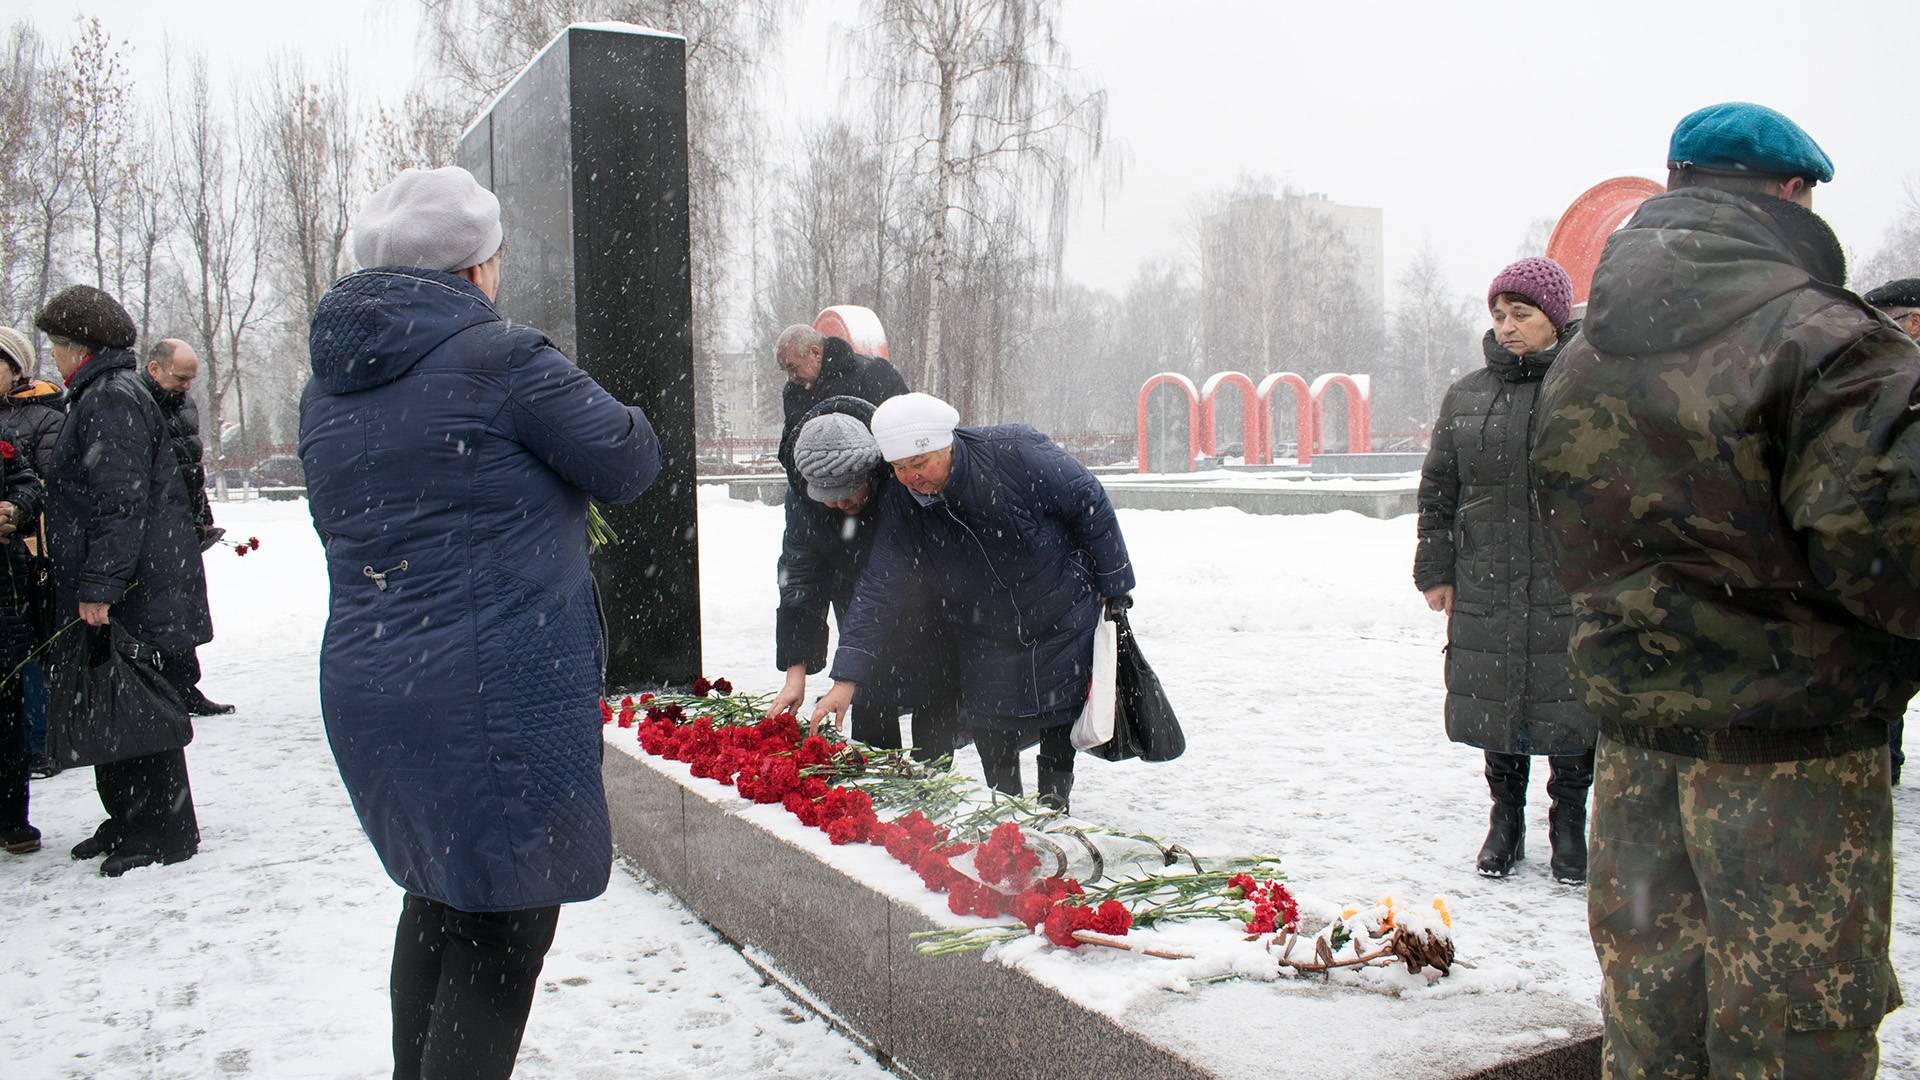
[457,24,701,689]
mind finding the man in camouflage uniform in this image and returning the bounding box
[1532,102,1908,1077]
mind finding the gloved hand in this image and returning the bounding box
[1103,594,1133,620]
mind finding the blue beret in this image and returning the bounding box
[1668,102,1834,184]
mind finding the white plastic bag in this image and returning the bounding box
[1070,616,1119,752]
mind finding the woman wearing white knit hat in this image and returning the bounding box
[810,393,1135,813]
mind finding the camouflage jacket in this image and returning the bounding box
[1532,187,1920,762]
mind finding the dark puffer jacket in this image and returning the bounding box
[0,436,41,664]
[831,426,1134,728]
[0,379,66,478]
[1416,326,1593,756]
[45,348,212,656]
[300,266,661,912]
[778,336,907,489]
[1534,188,1920,762]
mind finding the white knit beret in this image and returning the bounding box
[871,392,959,462]
[352,166,503,274]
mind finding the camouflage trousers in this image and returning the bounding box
[1588,735,1901,1079]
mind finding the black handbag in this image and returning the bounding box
[45,624,193,768]
[1090,610,1185,763]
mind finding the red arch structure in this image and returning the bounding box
[1309,373,1372,454]
[1199,372,1263,463]
[1257,373,1314,465]
[813,304,890,359]
[1136,373,1200,474]
[1545,177,1664,306]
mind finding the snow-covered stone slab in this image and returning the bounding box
[602,738,1600,1079]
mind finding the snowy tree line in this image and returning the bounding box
[5,5,1919,473]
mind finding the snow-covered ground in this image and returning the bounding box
[2,489,1914,1076]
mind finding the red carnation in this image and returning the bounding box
[1042,907,1083,948]
[713,678,733,695]
[600,700,614,725]
[248,536,261,550]
[1093,900,1132,936]
[0,440,14,459]
[234,545,248,557]
[1013,890,1052,929]
[691,677,713,697]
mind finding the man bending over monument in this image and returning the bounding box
[300,165,661,1080]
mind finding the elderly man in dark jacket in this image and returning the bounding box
[774,323,906,488]
[771,396,959,759]
[1533,103,1910,1076]
[301,165,660,1080]
[35,284,210,877]
[141,338,230,717]
[811,393,1134,813]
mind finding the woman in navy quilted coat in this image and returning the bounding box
[299,167,660,1080]
[811,393,1134,814]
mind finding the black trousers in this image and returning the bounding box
[392,894,561,1080]
[0,671,24,831]
[973,721,1076,805]
[851,698,965,764]
[1484,750,1594,808]
[93,748,198,850]
[87,648,202,851]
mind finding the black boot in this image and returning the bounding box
[1547,753,1593,885]
[186,688,236,716]
[2,824,40,854]
[1036,769,1074,816]
[1477,752,1528,876]
[70,819,126,861]
[101,838,197,878]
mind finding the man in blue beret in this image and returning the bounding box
[1533,102,1912,1076]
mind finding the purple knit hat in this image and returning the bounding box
[1487,256,1574,331]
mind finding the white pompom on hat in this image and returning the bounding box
[351,166,504,274]
[871,392,960,462]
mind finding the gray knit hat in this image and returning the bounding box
[794,412,882,503]
[352,166,503,273]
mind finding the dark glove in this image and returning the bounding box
[199,525,226,553]
[1103,594,1133,619]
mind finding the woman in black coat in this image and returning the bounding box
[770,396,960,759]
[36,285,209,877]
[1414,257,1594,885]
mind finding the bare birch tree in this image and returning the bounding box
[258,56,360,323]
[859,0,1106,411]
[66,18,136,293]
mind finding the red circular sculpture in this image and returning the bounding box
[1257,373,1314,466]
[1136,373,1200,474]
[813,305,890,360]
[1545,177,1664,306]
[1199,372,1263,464]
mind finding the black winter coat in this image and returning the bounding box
[0,379,66,479]
[46,348,212,656]
[832,425,1135,728]
[779,336,908,489]
[142,374,214,532]
[775,396,953,717]
[1415,327,1593,756]
[0,435,42,665]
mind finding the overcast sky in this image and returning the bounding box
[14,0,1918,308]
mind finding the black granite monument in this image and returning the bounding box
[458,24,701,688]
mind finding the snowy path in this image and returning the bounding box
[1,490,1914,1077]
[0,499,888,1080]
